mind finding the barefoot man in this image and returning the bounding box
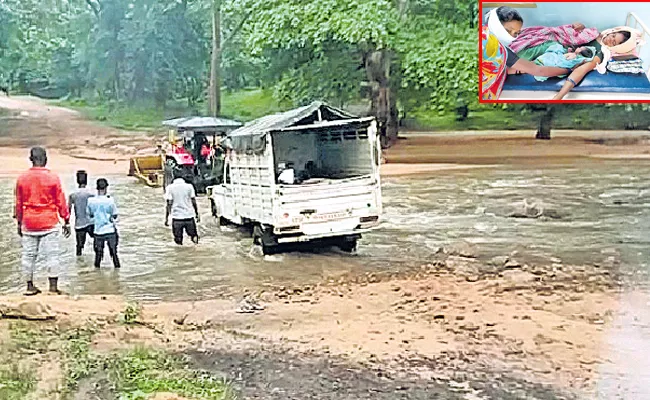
[15,147,71,295]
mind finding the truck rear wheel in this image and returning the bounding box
[337,236,359,253]
[252,224,278,255]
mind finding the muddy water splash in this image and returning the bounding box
[0,159,648,300]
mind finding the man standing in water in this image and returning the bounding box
[68,170,94,256]
[15,147,71,295]
[164,170,200,245]
[86,178,121,268]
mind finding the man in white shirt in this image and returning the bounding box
[164,171,200,245]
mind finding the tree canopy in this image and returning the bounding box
[0,0,478,118]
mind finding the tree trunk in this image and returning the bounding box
[208,0,222,117]
[536,105,555,140]
[365,50,398,148]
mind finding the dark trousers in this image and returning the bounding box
[94,232,120,268]
[75,225,94,256]
[172,218,198,245]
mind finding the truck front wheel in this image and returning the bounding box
[210,199,217,217]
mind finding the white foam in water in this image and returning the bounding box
[263,254,284,262]
[473,222,496,233]
[596,291,650,399]
[248,245,264,259]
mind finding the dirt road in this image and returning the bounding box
[0,96,156,175]
[3,95,650,178]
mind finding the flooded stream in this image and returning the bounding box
[1,159,649,301]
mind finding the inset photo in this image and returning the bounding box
[480,1,650,102]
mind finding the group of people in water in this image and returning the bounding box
[13,146,200,295]
[482,6,642,100]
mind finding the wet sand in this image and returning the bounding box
[0,260,646,399]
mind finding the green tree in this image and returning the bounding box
[234,0,478,146]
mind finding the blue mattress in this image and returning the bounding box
[503,71,650,93]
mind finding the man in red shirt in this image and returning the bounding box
[15,147,71,295]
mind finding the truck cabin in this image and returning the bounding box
[272,120,378,185]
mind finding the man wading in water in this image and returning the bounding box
[14,147,71,295]
[164,171,200,245]
[86,178,121,268]
[68,170,95,256]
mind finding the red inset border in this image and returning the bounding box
[478,0,650,104]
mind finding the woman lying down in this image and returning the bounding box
[509,21,644,99]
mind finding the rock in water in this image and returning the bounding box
[445,241,478,258]
[489,256,510,267]
[0,301,56,320]
[507,199,543,218]
[505,199,564,219]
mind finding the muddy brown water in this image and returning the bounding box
[2,158,650,399]
[0,159,649,301]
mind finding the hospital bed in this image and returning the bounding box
[499,12,650,100]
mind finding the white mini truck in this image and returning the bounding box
[207,102,382,254]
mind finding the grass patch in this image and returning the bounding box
[0,316,231,399]
[107,347,232,400]
[0,361,37,400]
[54,88,289,131]
[55,98,181,131]
[9,321,55,354]
[59,326,101,395]
[410,107,536,131]
[221,88,288,121]
[410,104,650,131]
[0,322,50,399]
[57,325,231,399]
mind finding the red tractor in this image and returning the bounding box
[162,117,242,195]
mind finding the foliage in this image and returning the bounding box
[233,0,479,112]
[269,42,366,107]
[8,322,54,353]
[107,347,232,399]
[119,302,142,325]
[1,0,209,105]
[57,88,287,130]
[0,362,36,400]
[1,0,483,122]
[59,326,102,394]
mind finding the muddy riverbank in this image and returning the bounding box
[0,256,647,399]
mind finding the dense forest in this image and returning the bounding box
[0,0,479,142]
[2,0,649,140]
